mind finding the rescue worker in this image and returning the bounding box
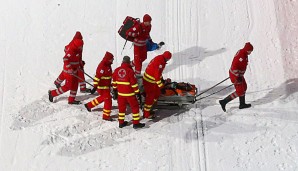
[112,56,145,129]
[142,51,172,118]
[48,39,83,104]
[54,31,91,93]
[219,42,254,112]
[126,14,153,77]
[84,51,114,121]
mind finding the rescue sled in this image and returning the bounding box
[138,78,199,107]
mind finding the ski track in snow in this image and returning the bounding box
[0,64,5,151]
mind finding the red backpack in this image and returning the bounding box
[118,16,140,42]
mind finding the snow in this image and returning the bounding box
[1,0,298,170]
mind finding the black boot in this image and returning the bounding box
[68,100,81,105]
[119,121,128,128]
[239,96,251,109]
[84,104,91,112]
[48,90,53,102]
[219,95,233,112]
[133,123,145,129]
[90,87,97,94]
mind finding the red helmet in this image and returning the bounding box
[143,14,152,22]
[73,39,84,48]
[163,51,172,60]
[243,42,253,52]
[103,51,114,61]
[73,31,83,40]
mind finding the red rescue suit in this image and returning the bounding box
[142,51,171,118]
[85,52,114,120]
[50,39,82,103]
[54,32,88,91]
[229,49,249,99]
[112,63,141,125]
[127,22,151,75]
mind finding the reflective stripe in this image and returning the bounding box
[132,113,139,117]
[144,72,155,80]
[97,86,110,89]
[116,81,130,85]
[112,86,117,89]
[93,82,98,85]
[135,89,140,93]
[118,113,125,116]
[118,112,125,120]
[118,92,135,96]
[101,76,111,79]
[229,69,245,77]
[134,42,146,46]
[70,62,80,65]
[157,82,164,88]
[103,109,111,113]
[144,108,151,112]
[131,83,138,88]
[103,113,110,116]
[143,76,155,84]
[132,117,140,121]
[111,81,116,84]
[91,99,99,106]
[94,77,100,81]
[144,104,152,108]
[231,92,238,99]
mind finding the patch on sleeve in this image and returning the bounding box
[100,70,104,74]
[239,58,243,62]
[133,27,136,31]
[159,65,163,69]
[67,54,71,57]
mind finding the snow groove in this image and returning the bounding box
[0,63,5,150]
[198,108,207,171]
[10,95,69,130]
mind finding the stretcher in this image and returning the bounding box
[138,78,199,108]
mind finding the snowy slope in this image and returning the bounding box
[1,0,298,171]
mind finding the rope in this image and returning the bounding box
[196,84,233,101]
[196,77,229,97]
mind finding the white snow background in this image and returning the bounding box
[1,0,298,171]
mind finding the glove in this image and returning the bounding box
[112,89,118,100]
[90,87,97,94]
[158,41,165,46]
[136,93,142,102]
[237,77,243,83]
[160,88,166,94]
[161,77,165,84]
[82,60,85,66]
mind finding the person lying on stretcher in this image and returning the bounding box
[160,78,197,96]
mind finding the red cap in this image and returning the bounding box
[143,14,152,22]
[73,31,83,40]
[163,51,172,60]
[243,42,253,52]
